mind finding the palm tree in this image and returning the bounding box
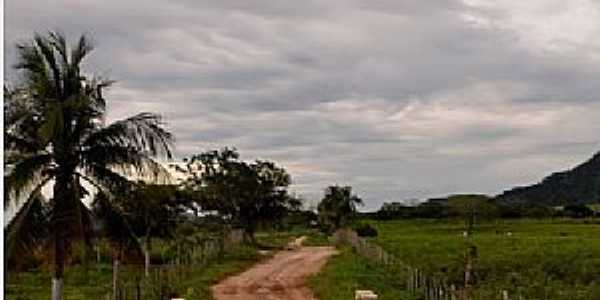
[4,32,173,300]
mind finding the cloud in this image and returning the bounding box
[5,0,600,210]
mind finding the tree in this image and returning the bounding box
[4,32,173,300]
[120,183,187,276]
[179,148,299,244]
[317,185,363,232]
[562,204,594,218]
[92,192,141,297]
[447,194,498,235]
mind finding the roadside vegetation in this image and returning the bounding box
[5,244,261,300]
[308,246,415,300]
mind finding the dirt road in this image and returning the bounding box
[212,240,337,300]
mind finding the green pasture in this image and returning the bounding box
[308,246,415,300]
[369,219,600,299]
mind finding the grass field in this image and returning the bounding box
[5,244,262,300]
[369,218,600,299]
[5,229,324,300]
[308,246,415,300]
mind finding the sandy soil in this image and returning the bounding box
[211,238,337,300]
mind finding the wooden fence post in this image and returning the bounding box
[502,290,509,300]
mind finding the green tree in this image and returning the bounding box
[447,194,498,235]
[317,185,363,232]
[180,148,299,244]
[4,32,173,300]
[120,183,186,277]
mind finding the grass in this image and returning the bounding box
[174,245,262,299]
[308,246,415,300]
[369,218,600,299]
[7,264,115,300]
[5,232,295,300]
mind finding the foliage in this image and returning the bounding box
[308,246,415,300]
[355,223,378,237]
[561,204,595,218]
[4,31,172,298]
[5,244,263,300]
[446,194,498,233]
[5,227,304,300]
[178,148,300,243]
[317,185,363,232]
[91,191,142,261]
[120,183,188,241]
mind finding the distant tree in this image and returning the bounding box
[179,148,299,244]
[377,202,415,220]
[4,32,173,300]
[447,194,498,235]
[317,185,363,232]
[500,203,554,218]
[120,183,186,276]
[562,204,594,218]
[415,198,450,218]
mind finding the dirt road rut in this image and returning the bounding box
[211,245,337,300]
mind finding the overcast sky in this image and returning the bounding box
[5,0,600,210]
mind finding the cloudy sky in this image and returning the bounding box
[5,0,600,210]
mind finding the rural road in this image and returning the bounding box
[212,238,337,300]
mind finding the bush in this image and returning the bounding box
[355,224,378,237]
[562,204,594,218]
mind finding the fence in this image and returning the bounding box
[106,229,243,300]
[330,229,531,300]
[331,229,463,300]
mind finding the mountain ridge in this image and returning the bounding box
[496,152,600,206]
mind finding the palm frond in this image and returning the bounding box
[4,87,45,154]
[81,144,171,183]
[4,154,53,207]
[14,50,56,103]
[83,112,174,159]
[92,192,142,258]
[70,34,93,67]
[74,194,95,250]
[48,31,68,65]
[78,165,136,196]
[5,189,50,269]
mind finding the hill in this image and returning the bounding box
[497,152,600,206]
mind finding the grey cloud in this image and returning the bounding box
[6,0,600,210]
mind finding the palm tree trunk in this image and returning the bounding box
[112,256,120,300]
[52,277,63,300]
[97,243,101,265]
[52,171,72,300]
[52,224,66,300]
[143,238,151,277]
[243,226,257,245]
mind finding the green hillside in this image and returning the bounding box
[497,152,600,206]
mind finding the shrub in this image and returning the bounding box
[355,224,378,237]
